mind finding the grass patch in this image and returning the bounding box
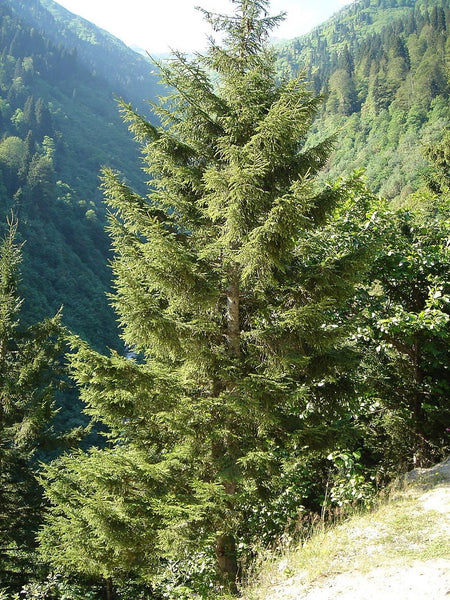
[240,477,450,600]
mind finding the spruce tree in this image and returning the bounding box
[0,218,67,591]
[40,1,383,594]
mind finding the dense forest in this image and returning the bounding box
[0,0,159,349]
[0,0,448,599]
[278,0,449,201]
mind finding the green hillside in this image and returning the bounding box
[1,0,447,348]
[0,0,448,598]
[278,0,449,201]
[0,0,160,349]
[7,0,160,117]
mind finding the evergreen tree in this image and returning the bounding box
[0,218,69,592]
[40,1,383,594]
[34,97,53,141]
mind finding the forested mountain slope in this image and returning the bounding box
[5,0,160,116]
[0,0,159,349]
[0,1,448,597]
[278,0,449,201]
[1,0,447,349]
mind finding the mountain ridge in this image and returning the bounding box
[5,0,160,116]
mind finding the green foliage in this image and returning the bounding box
[423,129,450,194]
[17,576,98,600]
[277,0,449,201]
[326,450,376,508]
[0,0,447,596]
[0,0,161,351]
[0,219,73,593]
[0,573,101,600]
[356,194,449,471]
[39,2,385,596]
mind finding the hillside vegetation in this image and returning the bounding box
[278,0,449,201]
[243,458,450,600]
[0,0,159,349]
[0,0,448,598]
[0,0,448,347]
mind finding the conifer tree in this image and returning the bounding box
[40,1,383,594]
[0,218,68,591]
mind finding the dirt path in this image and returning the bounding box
[274,558,450,599]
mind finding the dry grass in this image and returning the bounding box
[240,460,450,600]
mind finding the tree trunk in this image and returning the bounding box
[213,266,241,592]
[412,338,427,465]
[216,533,238,594]
[226,267,241,358]
[105,577,114,600]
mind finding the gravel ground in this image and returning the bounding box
[271,558,450,599]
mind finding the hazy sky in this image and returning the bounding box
[53,0,353,53]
